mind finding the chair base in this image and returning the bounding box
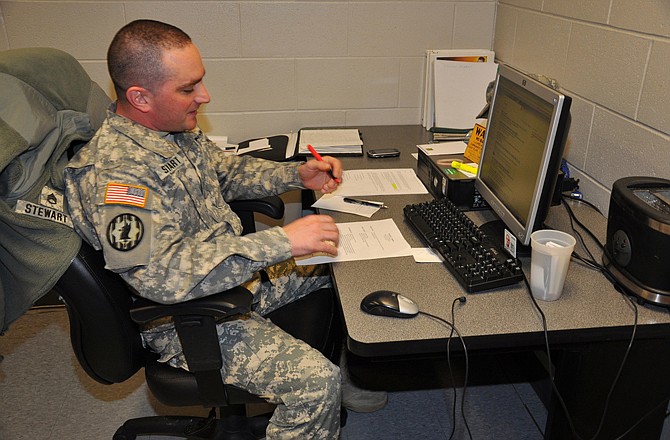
[113,408,269,440]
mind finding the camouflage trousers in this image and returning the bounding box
[142,261,341,440]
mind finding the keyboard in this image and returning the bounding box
[404,198,523,293]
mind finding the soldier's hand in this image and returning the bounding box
[283,214,339,257]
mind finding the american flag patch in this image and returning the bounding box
[104,183,148,208]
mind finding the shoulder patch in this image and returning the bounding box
[106,213,144,251]
[15,199,73,228]
[105,183,148,208]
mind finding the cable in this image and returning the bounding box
[522,273,582,439]
[446,299,460,440]
[587,292,638,440]
[449,297,471,440]
[613,398,670,440]
[560,197,601,265]
[537,194,644,439]
[421,305,472,440]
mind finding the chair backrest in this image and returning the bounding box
[0,47,111,332]
[54,241,147,385]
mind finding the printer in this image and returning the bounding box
[603,177,670,306]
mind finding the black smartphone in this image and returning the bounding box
[367,148,400,158]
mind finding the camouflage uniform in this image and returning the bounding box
[64,107,341,439]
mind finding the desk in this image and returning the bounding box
[324,125,670,439]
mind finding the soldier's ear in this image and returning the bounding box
[126,86,152,113]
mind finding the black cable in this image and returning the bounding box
[544,194,644,439]
[420,308,472,440]
[586,291,638,440]
[560,198,600,265]
[446,298,460,440]
[522,273,582,440]
[613,398,670,440]
[450,297,471,440]
[560,196,604,249]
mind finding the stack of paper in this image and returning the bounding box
[433,60,497,130]
[421,49,496,131]
[298,128,363,156]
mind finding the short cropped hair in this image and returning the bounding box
[108,20,192,102]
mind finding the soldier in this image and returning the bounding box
[64,19,349,439]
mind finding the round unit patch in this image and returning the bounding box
[107,213,144,251]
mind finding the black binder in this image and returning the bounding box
[237,134,298,162]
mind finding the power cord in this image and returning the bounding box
[448,296,471,440]
[420,297,472,440]
[551,195,651,440]
[568,212,670,439]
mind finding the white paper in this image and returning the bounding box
[237,138,272,155]
[298,129,363,155]
[209,135,239,154]
[417,142,467,156]
[331,169,428,197]
[295,218,412,266]
[312,194,380,218]
[434,60,497,130]
[412,248,444,263]
[456,163,477,178]
[422,49,495,129]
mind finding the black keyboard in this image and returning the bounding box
[404,198,523,293]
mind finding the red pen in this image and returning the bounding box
[307,144,341,183]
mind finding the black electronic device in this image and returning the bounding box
[416,149,489,211]
[367,148,400,158]
[404,197,524,293]
[360,290,419,318]
[603,176,670,306]
[475,64,571,253]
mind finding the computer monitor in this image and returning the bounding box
[475,64,571,254]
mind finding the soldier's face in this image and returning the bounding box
[148,44,211,132]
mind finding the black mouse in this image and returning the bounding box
[360,290,419,318]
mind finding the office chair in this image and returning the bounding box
[55,202,341,440]
[1,47,341,439]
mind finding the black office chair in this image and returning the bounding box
[1,47,341,439]
[55,199,341,440]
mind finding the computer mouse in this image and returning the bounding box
[360,290,419,318]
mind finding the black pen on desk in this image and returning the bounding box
[307,144,341,183]
[343,197,388,209]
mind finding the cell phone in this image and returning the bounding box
[367,148,400,158]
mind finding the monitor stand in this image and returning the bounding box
[478,219,531,258]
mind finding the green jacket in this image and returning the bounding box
[0,48,110,332]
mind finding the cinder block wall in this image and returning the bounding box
[2,1,667,213]
[0,0,495,143]
[495,0,670,214]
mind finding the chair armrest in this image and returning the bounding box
[129,287,253,326]
[229,195,285,235]
[229,195,284,220]
[129,287,253,406]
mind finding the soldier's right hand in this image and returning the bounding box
[282,214,339,257]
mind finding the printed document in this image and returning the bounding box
[295,218,412,266]
[298,128,363,155]
[331,169,428,197]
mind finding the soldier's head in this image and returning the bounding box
[108,20,210,132]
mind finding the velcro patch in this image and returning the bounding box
[105,183,148,208]
[15,199,73,228]
[157,153,185,180]
[106,212,144,252]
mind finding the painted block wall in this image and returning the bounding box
[495,0,670,213]
[0,0,495,143]
[2,0,667,213]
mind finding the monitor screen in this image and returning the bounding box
[475,64,571,249]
